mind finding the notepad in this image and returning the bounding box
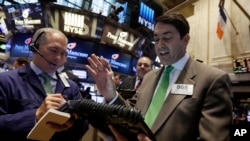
[27,108,71,141]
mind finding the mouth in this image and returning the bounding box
[159,51,169,56]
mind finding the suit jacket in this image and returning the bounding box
[115,58,233,141]
[119,76,136,90]
[118,76,137,99]
[0,65,88,141]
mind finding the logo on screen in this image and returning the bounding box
[111,54,119,60]
[67,42,77,50]
[25,37,32,45]
[138,2,155,30]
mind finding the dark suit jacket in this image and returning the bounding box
[115,58,233,141]
[0,65,88,141]
[118,76,137,99]
[119,76,136,90]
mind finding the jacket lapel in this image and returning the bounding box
[151,58,197,132]
[137,68,163,115]
[19,65,46,99]
[55,75,66,93]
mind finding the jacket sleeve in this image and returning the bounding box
[51,79,89,141]
[0,80,38,139]
[199,72,232,141]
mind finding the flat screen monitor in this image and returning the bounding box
[0,43,6,53]
[53,0,83,9]
[66,37,95,64]
[129,56,138,76]
[233,57,250,73]
[3,2,45,33]
[72,69,87,79]
[97,44,132,75]
[138,2,155,31]
[10,33,33,58]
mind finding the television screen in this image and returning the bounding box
[66,37,95,64]
[138,2,155,31]
[0,44,6,53]
[129,56,138,76]
[97,44,132,75]
[0,6,10,42]
[233,57,250,73]
[53,0,83,9]
[10,33,33,58]
[72,69,87,79]
[90,0,111,17]
[3,2,45,33]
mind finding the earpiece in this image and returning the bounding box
[29,31,45,52]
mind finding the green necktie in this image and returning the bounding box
[144,66,174,128]
[40,73,53,94]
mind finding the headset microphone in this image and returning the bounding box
[31,46,57,67]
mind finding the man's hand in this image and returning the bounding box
[35,94,74,132]
[85,54,117,102]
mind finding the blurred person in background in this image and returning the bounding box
[113,73,122,90]
[13,57,29,69]
[119,56,153,91]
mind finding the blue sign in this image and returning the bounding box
[138,2,155,31]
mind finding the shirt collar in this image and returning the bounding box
[165,53,189,71]
[30,61,58,80]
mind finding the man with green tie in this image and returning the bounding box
[86,12,232,141]
[0,28,88,141]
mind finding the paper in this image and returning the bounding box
[27,108,71,141]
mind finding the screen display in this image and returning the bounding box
[53,0,83,9]
[233,57,250,73]
[0,43,6,53]
[97,44,131,75]
[3,2,45,33]
[66,37,95,64]
[10,33,33,58]
[72,69,87,79]
[138,2,155,31]
[129,56,138,76]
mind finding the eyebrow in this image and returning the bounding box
[154,31,172,37]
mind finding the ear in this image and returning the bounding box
[183,33,190,47]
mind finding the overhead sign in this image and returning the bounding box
[3,3,44,33]
[66,36,95,64]
[10,33,33,58]
[49,6,102,39]
[138,2,155,31]
[97,44,132,75]
[100,19,140,52]
[49,5,141,53]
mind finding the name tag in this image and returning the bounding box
[59,72,70,88]
[171,84,193,95]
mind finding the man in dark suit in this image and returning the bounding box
[0,28,88,141]
[119,56,153,91]
[86,12,232,141]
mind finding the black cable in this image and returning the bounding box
[59,99,156,141]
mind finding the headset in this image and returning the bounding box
[29,31,45,52]
[29,31,57,67]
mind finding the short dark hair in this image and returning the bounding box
[155,12,190,39]
[15,58,29,66]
